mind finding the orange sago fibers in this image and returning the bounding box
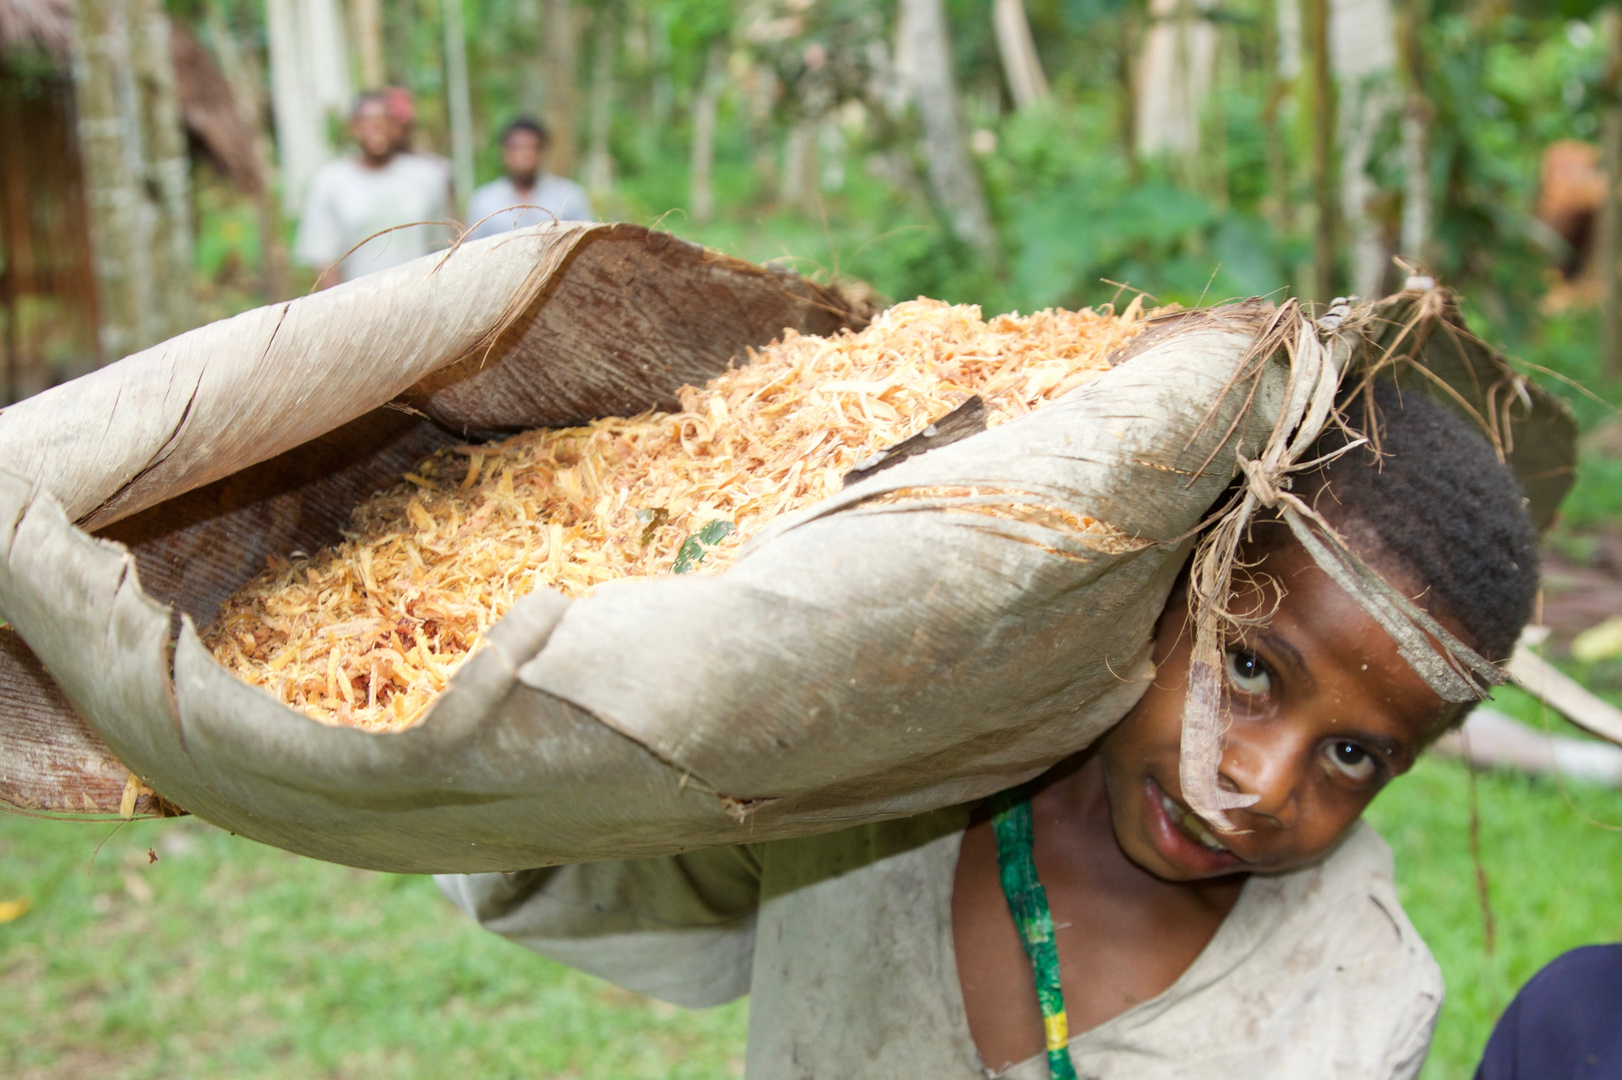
[202,297,1153,731]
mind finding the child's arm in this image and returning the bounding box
[436,843,763,1007]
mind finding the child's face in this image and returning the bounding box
[1096,530,1464,882]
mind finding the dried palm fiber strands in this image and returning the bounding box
[202,298,1153,732]
[0,236,1577,873]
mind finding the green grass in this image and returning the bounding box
[0,817,747,1079]
[1366,756,1622,1078]
[3,753,1620,1078]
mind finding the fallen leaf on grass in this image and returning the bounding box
[121,872,154,905]
[1573,616,1622,663]
[0,897,30,923]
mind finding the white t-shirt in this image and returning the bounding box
[293,153,455,282]
[464,174,594,241]
[438,810,1442,1080]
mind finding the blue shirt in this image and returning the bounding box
[465,175,595,240]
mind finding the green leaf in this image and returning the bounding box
[671,520,735,574]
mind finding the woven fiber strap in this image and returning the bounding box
[990,788,1078,1080]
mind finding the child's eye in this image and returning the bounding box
[1224,647,1271,697]
[1326,740,1377,782]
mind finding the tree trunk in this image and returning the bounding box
[204,0,292,300]
[1331,0,1398,298]
[304,0,353,122]
[544,0,579,178]
[1602,5,1622,380]
[1308,0,1337,301]
[387,0,415,87]
[442,0,475,211]
[1398,0,1431,267]
[650,4,673,134]
[1135,0,1218,170]
[71,0,148,363]
[130,0,193,340]
[992,0,1049,110]
[1263,0,1292,240]
[264,0,351,215]
[1117,1,1141,178]
[265,0,315,215]
[1206,25,1234,212]
[585,3,616,198]
[689,42,724,223]
[896,0,998,258]
[350,0,385,90]
[781,118,818,211]
[71,0,191,361]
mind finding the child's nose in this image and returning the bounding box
[1219,730,1301,829]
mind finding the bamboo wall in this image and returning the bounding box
[0,66,99,405]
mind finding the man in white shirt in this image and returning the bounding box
[465,118,594,241]
[293,92,455,288]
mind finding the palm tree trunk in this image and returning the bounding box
[896,0,998,258]
[1602,5,1622,380]
[71,0,162,360]
[350,0,385,90]
[992,0,1049,109]
[264,0,350,215]
[1262,0,1292,240]
[131,0,193,340]
[1117,1,1141,178]
[442,0,475,211]
[1307,0,1337,301]
[585,3,617,197]
[1398,0,1432,266]
[689,42,724,223]
[204,0,292,300]
[544,0,579,177]
[1331,0,1399,298]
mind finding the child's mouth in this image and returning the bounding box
[1160,790,1231,853]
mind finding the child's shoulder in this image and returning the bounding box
[754,803,973,899]
[1241,819,1440,994]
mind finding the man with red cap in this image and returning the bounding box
[294,90,455,288]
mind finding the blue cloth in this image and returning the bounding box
[1475,944,1622,1079]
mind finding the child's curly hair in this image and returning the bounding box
[1306,381,1541,664]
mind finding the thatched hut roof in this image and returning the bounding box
[0,0,71,58]
[0,0,261,194]
[170,23,262,193]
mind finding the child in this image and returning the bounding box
[438,382,1540,1079]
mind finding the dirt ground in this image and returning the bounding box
[1540,530,1622,658]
